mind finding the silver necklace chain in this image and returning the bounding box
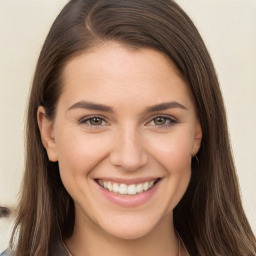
[62,233,189,256]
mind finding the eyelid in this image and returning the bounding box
[78,115,110,126]
[146,114,178,127]
[77,114,178,128]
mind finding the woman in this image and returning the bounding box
[3,0,256,255]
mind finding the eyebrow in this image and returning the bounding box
[145,102,188,112]
[68,100,187,113]
[68,101,114,113]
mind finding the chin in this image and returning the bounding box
[96,211,169,241]
[104,223,155,240]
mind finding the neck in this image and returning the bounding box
[65,213,179,256]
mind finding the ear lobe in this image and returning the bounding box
[192,122,203,156]
[37,106,58,162]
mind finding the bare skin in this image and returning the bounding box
[38,42,201,256]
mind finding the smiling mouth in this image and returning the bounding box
[96,178,161,196]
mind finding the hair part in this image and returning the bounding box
[11,0,256,255]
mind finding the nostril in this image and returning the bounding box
[0,206,11,218]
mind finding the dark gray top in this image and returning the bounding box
[1,240,70,256]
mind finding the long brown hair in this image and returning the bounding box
[10,0,256,255]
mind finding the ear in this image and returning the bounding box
[37,106,58,162]
[192,120,202,156]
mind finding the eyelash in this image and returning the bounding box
[78,115,109,128]
[146,115,177,128]
[78,115,177,129]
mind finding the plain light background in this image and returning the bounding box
[0,0,255,251]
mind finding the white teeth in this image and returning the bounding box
[98,179,157,195]
[113,183,119,193]
[107,181,113,192]
[127,184,137,195]
[119,184,128,195]
[136,183,143,193]
[143,182,149,191]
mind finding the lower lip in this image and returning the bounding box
[95,180,161,207]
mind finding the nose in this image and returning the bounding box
[110,127,148,171]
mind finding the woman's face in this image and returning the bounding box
[38,42,202,240]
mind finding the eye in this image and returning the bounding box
[147,115,177,127]
[88,117,104,126]
[79,116,109,127]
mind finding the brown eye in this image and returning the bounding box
[79,116,109,127]
[147,115,177,128]
[89,117,103,125]
[154,117,168,125]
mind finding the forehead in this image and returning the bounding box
[64,42,183,80]
[60,42,194,110]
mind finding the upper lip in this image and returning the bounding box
[95,177,161,185]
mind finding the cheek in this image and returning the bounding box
[147,130,193,210]
[145,128,194,172]
[55,129,111,184]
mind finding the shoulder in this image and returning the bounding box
[0,240,69,256]
[50,239,70,256]
[0,250,14,256]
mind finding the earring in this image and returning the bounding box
[192,155,199,165]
